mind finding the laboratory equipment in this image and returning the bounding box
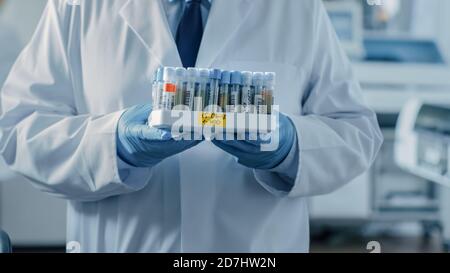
[184,68,198,110]
[152,67,163,110]
[324,0,364,59]
[230,71,242,113]
[175,67,187,106]
[264,72,276,115]
[162,67,177,110]
[364,38,445,64]
[219,70,231,112]
[207,69,221,109]
[241,71,254,113]
[363,0,411,33]
[311,125,441,243]
[195,68,210,111]
[148,67,276,134]
[394,100,450,251]
[395,101,450,187]
[151,69,158,108]
[310,5,450,234]
[151,67,275,114]
[253,72,265,114]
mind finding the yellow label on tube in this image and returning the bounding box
[200,112,226,127]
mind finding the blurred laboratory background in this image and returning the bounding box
[1,0,450,253]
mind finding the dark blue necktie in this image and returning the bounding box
[176,0,204,68]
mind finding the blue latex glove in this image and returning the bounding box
[117,104,201,167]
[212,113,296,170]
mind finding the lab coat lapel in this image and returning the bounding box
[196,0,254,68]
[119,0,182,67]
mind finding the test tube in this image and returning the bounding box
[152,67,165,110]
[219,71,231,112]
[253,72,265,114]
[264,72,276,115]
[229,71,242,113]
[194,68,210,111]
[207,69,221,108]
[162,67,177,110]
[241,71,254,113]
[151,68,160,109]
[151,69,157,97]
[184,68,198,110]
[175,67,187,107]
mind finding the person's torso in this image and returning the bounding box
[66,0,316,253]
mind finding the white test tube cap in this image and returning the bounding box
[175,67,186,77]
[175,67,187,80]
[187,67,199,78]
[242,71,253,85]
[252,72,264,86]
[199,68,210,79]
[163,67,176,82]
[264,72,276,85]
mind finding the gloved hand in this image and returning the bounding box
[117,104,201,167]
[212,113,296,170]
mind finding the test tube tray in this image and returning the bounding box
[148,109,274,134]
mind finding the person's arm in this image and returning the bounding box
[253,2,383,197]
[0,0,152,202]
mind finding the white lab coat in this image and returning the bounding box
[0,0,383,253]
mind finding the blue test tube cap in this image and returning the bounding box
[221,70,231,84]
[210,69,222,80]
[252,72,264,85]
[231,71,242,85]
[264,72,276,85]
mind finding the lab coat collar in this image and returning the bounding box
[119,0,253,68]
[119,0,182,67]
[196,0,253,68]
